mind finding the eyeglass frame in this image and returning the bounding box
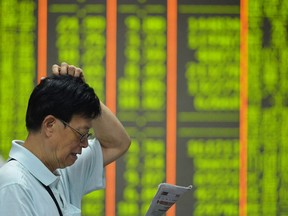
[59,119,93,142]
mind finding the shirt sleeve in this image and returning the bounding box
[0,184,37,216]
[60,139,106,202]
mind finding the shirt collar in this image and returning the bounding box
[9,140,60,186]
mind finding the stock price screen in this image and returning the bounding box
[0,0,287,215]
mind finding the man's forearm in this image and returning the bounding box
[92,102,131,166]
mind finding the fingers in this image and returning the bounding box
[51,62,85,81]
[74,67,83,78]
[67,65,76,76]
[60,62,68,75]
[52,64,60,75]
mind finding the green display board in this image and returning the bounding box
[115,2,167,215]
[0,0,36,158]
[1,0,288,215]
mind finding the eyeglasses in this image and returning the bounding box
[60,120,92,142]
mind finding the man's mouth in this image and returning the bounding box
[71,153,79,159]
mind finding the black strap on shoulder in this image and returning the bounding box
[9,158,63,216]
[40,182,63,216]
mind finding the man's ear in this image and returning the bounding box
[42,115,57,136]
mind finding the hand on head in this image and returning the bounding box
[51,62,85,82]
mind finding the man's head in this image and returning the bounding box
[26,75,101,132]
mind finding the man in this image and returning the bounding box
[0,63,131,215]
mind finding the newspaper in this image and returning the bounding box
[145,183,192,216]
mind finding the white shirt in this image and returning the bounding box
[0,139,105,216]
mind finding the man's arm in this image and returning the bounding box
[52,62,131,166]
[93,102,131,166]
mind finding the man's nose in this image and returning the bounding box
[80,139,89,148]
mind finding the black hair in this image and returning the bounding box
[26,75,101,131]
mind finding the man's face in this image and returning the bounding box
[48,115,93,170]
